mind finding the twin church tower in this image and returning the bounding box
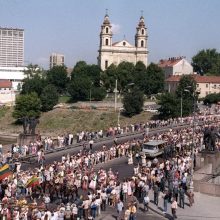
[98,13,148,70]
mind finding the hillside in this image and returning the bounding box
[0,107,154,137]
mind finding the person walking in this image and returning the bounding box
[162,190,169,214]
[153,182,159,206]
[171,198,178,219]
[143,194,149,212]
[179,185,185,209]
[116,200,124,220]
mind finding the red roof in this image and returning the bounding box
[0,80,12,88]
[166,75,220,84]
[158,58,182,68]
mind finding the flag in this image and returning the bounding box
[25,176,40,188]
[0,164,12,181]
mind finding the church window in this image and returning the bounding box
[141,40,144,47]
[123,42,126,46]
[142,29,144,35]
[106,27,109,33]
[105,38,109,45]
[105,60,108,69]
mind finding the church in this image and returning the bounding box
[98,13,149,70]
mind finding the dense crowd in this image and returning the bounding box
[0,113,220,219]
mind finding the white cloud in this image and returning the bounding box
[111,23,121,34]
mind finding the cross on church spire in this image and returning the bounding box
[141,10,143,17]
[105,9,108,16]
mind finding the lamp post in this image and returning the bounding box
[114,79,118,112]
[180,91,183,123]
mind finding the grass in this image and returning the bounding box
[58,95,71,103]
[0,107,154,137]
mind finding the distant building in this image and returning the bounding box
[158,57,193,79]
[0,80,15,105]
[50,53,64,69]
[0,27,24,67]
[0,66,26,91]
[98,13,148,70]
[165,75,220,98]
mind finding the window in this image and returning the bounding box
[141,40,144,47]
[141,29,144,35]
[105,60,108,69]
[214,84,216,89]
[206,91,208,95]
[106,27,109,33]
[105,38,109,45]
[206,84,208,88]
[123,41,126,46]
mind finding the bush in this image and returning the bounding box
[91,87,106,101]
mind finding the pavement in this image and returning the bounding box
[147,190,220,220]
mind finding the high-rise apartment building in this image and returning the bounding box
[50,53,65,69]
[0,27,24,67]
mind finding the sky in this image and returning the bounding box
[1,0,220,69]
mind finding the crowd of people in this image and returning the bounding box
[0,113,220,219]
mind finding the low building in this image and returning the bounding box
[158,57,193,79]
[0,66,26,91]
[165,75,220,98]
[0,80,15,105]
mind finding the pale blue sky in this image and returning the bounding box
[1,0,220,69]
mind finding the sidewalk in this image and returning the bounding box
[148,190,220,220]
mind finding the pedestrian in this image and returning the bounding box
[171,198,178,219]
[116,199,124,220]
[89,139,94,151]
[143,194,149,212]
[179,185,185,209]
[162,190,169,214]
[153,182,159,206]
[188,190,194,207]
[128,203,137,220]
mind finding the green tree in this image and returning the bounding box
[101,64,118,92]
[203,93,220,105]
[47,65,69,94]
[91,87,106,101]
[133,61,147,92]
[13,92,41,120]
[117,62,135,92]
[192,49,220,75]
[67,77,91,102]
[40,84,59,112]
[21,74,46,96]
[123,87,144,117]
[158,93,179,119]
[145,63,164,95]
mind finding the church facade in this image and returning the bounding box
[98,13,148,71]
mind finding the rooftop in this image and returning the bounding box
[158,56,186,68]
[166,75,220,83]
[0,27,24,31]
[0,80,12,88]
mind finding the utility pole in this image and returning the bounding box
[114,79,118,112]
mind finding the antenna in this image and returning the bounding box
[141,10,144,17]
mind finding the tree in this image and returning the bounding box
[21,74,46,96]
[145,63,164,95]
[101,64,118,92]
[67,77,91,102]
[158,93,179,119]
[91,87,106,101]
[13,92,41,120]
[192,49,220,75]
[47,65,69,94]
[40,85,59,112]
[123,87,144,117]
[117,62,135,92]
[133,61,148,92]
[203,93,220,105]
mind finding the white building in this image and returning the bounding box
[0,66,26,90]
[165,75,220,98]
[158,57,193,79]
[0,27,24,67]
[98,13,148,70]
[50,53,65,69]
[0,80,15,105]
